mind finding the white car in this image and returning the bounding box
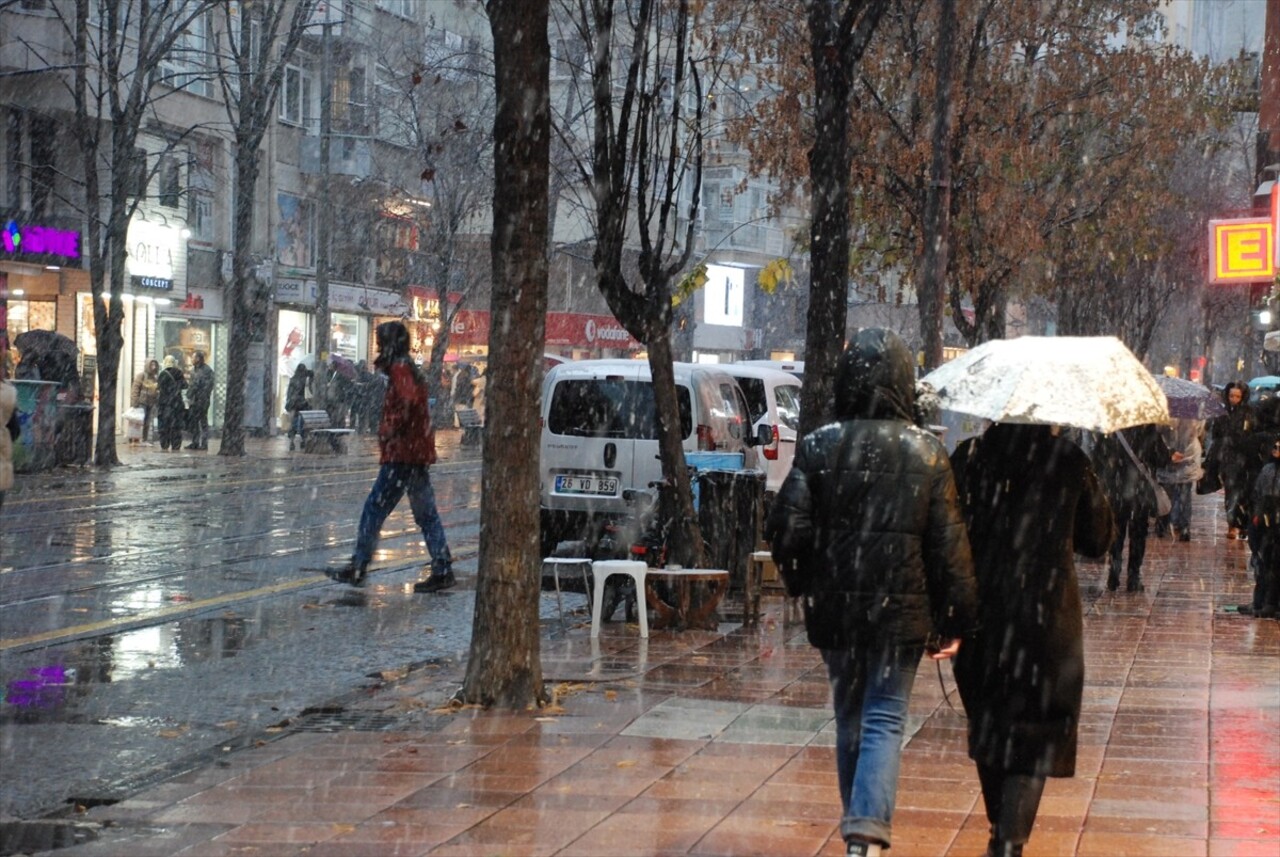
[736,359,804,381]
[539,359,766,555]
[723,364,802,494]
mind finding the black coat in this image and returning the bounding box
[1091,424,1172,515]
[950,425,1114,778]
[1209,382,1256,479]
[156,366,187,422]
[765,329,978,649]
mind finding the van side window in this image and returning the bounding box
[548,379,693,439]
[719,382,746,439]
[774,384,802,431]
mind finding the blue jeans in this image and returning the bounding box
[822,641,925,848]
[353,463,452,574]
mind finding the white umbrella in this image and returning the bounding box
[921,336,1169,433]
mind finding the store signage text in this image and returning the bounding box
[133,275,173,290]
[126,219,180,280]
[1209,218,1275,284]
[2,219,81,260]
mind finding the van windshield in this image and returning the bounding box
[548,379,692,439]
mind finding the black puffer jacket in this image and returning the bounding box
[765,329,979,649]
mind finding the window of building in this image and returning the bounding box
[279,65,313,126]
[132,148,149,199]
[374,68,414,147]
[5,110,23,209]
[29,114,56,217]
[376,0,414,19]
[160,11,212,97]
[158,154,182,208]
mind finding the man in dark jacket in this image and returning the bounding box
[185,350,214,450]
[1091,423,1175,592]
[765,329,979,857]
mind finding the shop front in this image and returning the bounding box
[1,215,85,369]
[545,311,642,359]
[273,277,408,431]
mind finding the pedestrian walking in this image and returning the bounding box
[1091,423,1175,592]
[130,359,160,444]
[186,351,214,450]
[285,364,313,451]
[1156,417,1204,542]
[949,423,1115,857]
[334,321,454,592]
[1245,438,1280,619]
[1207,381,1255,538]
[1,363,16,513]
[156,356,187,452]
[765,328,978,857]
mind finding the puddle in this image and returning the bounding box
[0,821,98,856]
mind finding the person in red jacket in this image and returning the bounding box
[334,321,454,591]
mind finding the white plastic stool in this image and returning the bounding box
[542,557,593,627]
[591,560,649,638]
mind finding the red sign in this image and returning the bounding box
[448,309,490,346]
[1273,183,1279,266]
[545,312,640,349]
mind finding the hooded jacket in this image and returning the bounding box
[765,329,978,649]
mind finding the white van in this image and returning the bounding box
[540,359,765,554]
[722,364,802,494]
[736,359,804,380]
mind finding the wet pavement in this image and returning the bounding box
[3,478,1274,855]
[0,430,588,821]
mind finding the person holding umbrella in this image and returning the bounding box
[1156,418,1204,542]
[950,423,1115,857]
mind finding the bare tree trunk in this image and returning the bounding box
[646,330,703,568]
[220,151,259,456]
[918,0,955,372]
[460,0,551,709]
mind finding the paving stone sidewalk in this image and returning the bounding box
[32,494,1280,856]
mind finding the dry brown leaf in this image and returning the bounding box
[604,690,618,701]
[263,726,284,733]
[302,603,324,610]
[379,667,409,682]
[157,728,187,739]
[216,720,239,731]
[616,760,636,768]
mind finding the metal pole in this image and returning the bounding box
[314,16,333,410]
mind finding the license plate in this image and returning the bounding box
[555,473,619,496]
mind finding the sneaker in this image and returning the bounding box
[1237,603,1256,616]
[414,571,456,593]
[1178,531,1191,542]
[846,840,882,857]
[1126,578,1145,593]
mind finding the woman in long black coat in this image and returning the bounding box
[950,424,1114,857]
[155,356,188,452]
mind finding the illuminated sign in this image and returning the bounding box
[1208,218,1275,284]
[126,219,179,280]
[704,264,746,327]
[1,219,80,260]
[1273,184,1279,266]
[133,275,173,290]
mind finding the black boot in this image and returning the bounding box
[985,839,1023,857]
[1106,560,1121,592]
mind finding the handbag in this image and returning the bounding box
[1117,431,1172,517]
[1196,446,1222,495]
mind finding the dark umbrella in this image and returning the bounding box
[1152,374,1225,420]
[14,329,81,392]
[330,353,358,379]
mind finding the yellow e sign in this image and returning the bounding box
[1209,218,1276,284]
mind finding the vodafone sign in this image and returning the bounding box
[547,313,639,348]
[443,310,640,349]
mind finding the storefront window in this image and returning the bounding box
[157,318,213,374]
[330,312,359,361]
[277,309,313,427]
[7,299,56,339]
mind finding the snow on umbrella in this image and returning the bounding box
[921,336,1169,433]
[1152,374,1225,420]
